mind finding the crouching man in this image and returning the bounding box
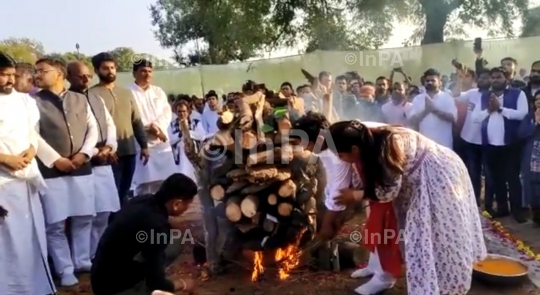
[91,173,197,294]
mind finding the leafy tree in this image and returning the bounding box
[151,0,530,62]
[109,47,137,72]
[522,6,540,37]
[150,0,278,64]
[352,0,529,44]
[108,47,176,71]
[0,38,45,63]
[302,6,386,53]
[42,52,94,71]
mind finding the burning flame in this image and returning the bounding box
[251,251,264,281]
[274,228,307,279]
[250,229,308,281]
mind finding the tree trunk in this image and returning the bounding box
[420,0,454,45]
[421,10,448,45]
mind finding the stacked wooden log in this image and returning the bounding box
[204,90,319,249]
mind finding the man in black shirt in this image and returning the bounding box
[91,173,197,294]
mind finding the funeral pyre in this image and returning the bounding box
[181,83,322,280]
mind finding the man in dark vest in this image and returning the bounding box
[34,57,98,287]
[66,61,121,260]
[473,66,528,222]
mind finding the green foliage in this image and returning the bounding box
[149,0,387,64]
[0,38,44,63]
[522,6,540,37]
[0,38,176,72]
[351,0,529,44]
[150,0,277,64]
[150,0,530,61]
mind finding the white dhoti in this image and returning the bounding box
[132,143,177,196]
[40,174,95,286]
[91,165,120,257]
[0,179,55,295]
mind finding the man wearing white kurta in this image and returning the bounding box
[168,100,206,183]
[409,69,457,149]
[129,60,177,196]
[34,57,98,287]
[66,61,121,258]
[0,53,55,295]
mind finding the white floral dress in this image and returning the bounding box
[350,127,487,295]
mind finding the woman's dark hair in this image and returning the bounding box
[154,173,197,203]
[328,121,406,200]
[291,112,331,144]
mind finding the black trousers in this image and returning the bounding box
[462,141,483,205]
[91,262,146,295]
[484,143,523,214]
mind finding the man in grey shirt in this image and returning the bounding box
[89,53,149,206]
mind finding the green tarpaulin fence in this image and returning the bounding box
[112,36,540,97]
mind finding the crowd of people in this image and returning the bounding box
[0,45,539,295]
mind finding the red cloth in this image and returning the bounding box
[354,162,403,277]
[364,201,403,277]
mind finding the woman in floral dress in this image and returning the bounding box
[328,120,486,295]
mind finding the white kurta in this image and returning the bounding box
[129,83,177,188]
[37,104,98,224]
[0,91,55,295]
[409,91,457,148]
[91,98,120,213]
[168,117,206,183]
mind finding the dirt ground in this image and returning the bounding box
[57,196,540,295]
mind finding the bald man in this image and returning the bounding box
[67,62,121,260]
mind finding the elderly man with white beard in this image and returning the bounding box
[34,56,99,287]
[0,52,55,294]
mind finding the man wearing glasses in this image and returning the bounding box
[34,57,98,287]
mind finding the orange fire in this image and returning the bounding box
[274,228,307,279]
[251,229,308,281]
[251,251,264,281]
